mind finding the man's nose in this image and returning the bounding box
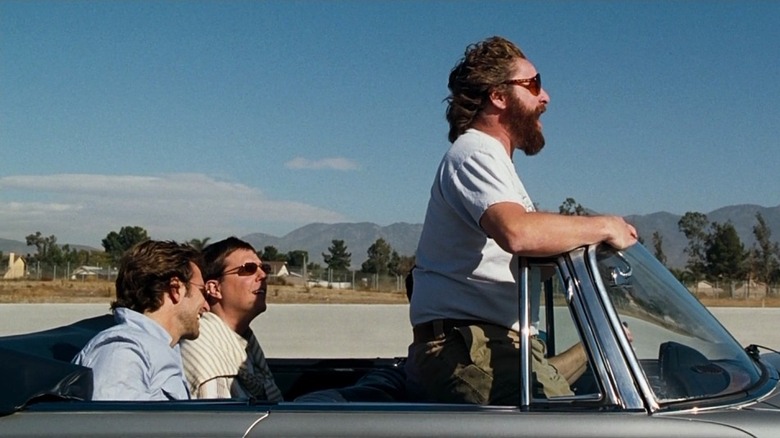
[539,87,550,104]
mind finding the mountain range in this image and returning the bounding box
[625,204,780,268]
[2,204,779,269]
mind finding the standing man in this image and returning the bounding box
[73,240,210,401]
[408,36,638,405]
[180,237,282,401]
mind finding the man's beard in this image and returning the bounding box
[505,94,545,156]
[179,312,200,341]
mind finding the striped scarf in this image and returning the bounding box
[181,312,282,402]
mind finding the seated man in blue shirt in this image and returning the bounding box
[73,240,210,401]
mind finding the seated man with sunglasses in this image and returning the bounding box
[180,237,282,401]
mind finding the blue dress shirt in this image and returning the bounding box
[73,307,190,401]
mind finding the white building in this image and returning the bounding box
[2,253,26,279]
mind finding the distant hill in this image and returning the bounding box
[626,204,780,268]
[243,205,780,269]
[0,238,32,257]
[243,222,423,268]
[3,204,778,269]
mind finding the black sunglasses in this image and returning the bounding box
[222,262,272,277]
[503,73,541,96]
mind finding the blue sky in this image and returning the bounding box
[2,1,778,247]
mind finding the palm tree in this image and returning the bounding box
[188,237,211,251]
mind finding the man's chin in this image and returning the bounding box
[182,330,200,341]
[252,300,268,315]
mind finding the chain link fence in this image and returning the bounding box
[278,267,406,293]
[23,262,118,282]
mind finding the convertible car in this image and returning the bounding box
[2,243,780,437]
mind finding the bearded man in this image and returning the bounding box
[407,36,638,405]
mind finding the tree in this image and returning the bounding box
[678,212,709,284]
[388,251,401,276]
[307,262,323,280]
[361,238,392,274]
[25,231,58,263]
[261,245,287,262]
[24,231,68,268]
[651,231,667,266]
[323,239,351,271]
[187,237,211,251]
[391,254,416,277]
[102,226,150,263]
[750,212,780,295]
[705,222,745,296]
[286,250,309,268]
[559,197,586,216]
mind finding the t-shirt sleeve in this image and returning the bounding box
[443,149,530,225]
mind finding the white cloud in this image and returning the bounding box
[284,157,359,171]
[0,174,347,246]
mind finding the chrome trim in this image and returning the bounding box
[561,254,618,404]
[242,412,270,438]
[570,246,646,409]
[519,258,531,409]
[585,244,659,412]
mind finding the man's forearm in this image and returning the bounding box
[481,203,638,257]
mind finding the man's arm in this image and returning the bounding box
[480,202,638,257]
[194,377,235,399]
[547,343,588,384]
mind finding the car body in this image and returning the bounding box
[2,243,780,437]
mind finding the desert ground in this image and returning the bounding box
[2,279,780,307]
[0,279,409,304]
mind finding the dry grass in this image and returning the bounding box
[0,279,409,304]
[697,296,780,308]
[2,279,778,307]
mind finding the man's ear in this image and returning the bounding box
[168,277,183,304]
[205,280,222,300]
[488,89,508,110]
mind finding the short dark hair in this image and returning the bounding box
[111,240,203,313]
[445,36,526,143]
[201,237,258,281]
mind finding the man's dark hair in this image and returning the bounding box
[201,236,257,281]
[445,36,526,143]
[111,240,203,313]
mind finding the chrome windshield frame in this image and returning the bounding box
[584,244,660,412]
[584,243,777,412]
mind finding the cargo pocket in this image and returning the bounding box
[449,325,493,404]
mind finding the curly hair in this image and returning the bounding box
[445,36,526,143]
[111,240,204,313]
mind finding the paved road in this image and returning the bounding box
[1,304,778,358]
[0,303,412,358]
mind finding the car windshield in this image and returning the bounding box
[591,244,762,403]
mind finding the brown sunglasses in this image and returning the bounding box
[503,73,541,96]
[222,262,272,277]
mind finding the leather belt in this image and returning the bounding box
[412,319,484,343]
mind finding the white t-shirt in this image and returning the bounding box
[410,129,534,331]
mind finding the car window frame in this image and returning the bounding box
[520,251,636,411]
